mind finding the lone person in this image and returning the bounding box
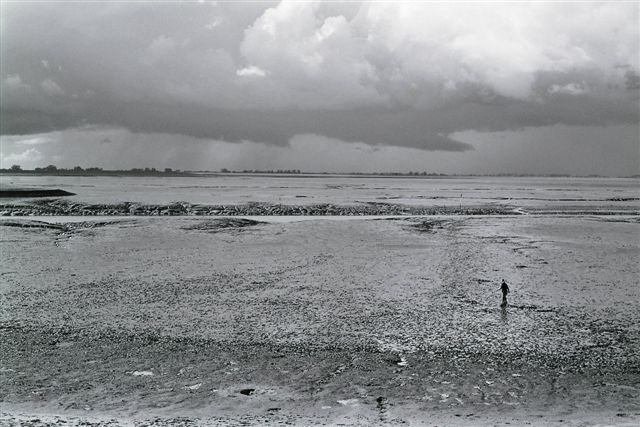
[500,279,510,306]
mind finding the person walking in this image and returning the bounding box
[500,279,510,306]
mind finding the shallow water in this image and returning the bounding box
[1,174,638,210]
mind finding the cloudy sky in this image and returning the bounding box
[1,1,638,175]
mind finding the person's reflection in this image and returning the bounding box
[501,304,508,323]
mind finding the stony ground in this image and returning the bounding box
[1,214,638,426]
[0,199,519,217]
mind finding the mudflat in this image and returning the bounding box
[1,215,638,426]
[0,188,75,198]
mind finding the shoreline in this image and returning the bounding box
[3,172,640,179]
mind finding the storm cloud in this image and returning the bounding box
[1,1,638,172]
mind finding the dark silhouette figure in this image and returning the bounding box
[500,279,510,306]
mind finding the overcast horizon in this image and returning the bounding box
[1,1,639,176]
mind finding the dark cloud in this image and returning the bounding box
[3,88,636,153]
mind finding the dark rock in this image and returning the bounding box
[239,388,255,396]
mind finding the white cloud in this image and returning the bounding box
[40,79,65,96]
[236,65,267,77]
[15,136,56,145]
[4,74,30,91]
[239,1,638,105]
[548,82,590,96]
[205,15,223,30]
[0,148,44,167]
[240,2,379,107]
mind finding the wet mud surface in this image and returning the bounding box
[1,216,639,425]
[0,199,518,217]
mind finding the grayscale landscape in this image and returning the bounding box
[1,1,639,426]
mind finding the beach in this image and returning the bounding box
[1,195,639,425]
[0,176,638,425]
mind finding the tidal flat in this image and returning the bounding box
[0,176,638,425]
[1,214,638,426]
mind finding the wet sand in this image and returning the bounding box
[1,215,639,425]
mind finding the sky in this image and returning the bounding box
[1,0,638,175]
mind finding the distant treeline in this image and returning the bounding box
[1,165,193,176]
[0,164,633,178]
[3,165,449,177]
[219,168,303,174]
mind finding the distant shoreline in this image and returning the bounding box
[1,171,637,179]
[0,188,75,198]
